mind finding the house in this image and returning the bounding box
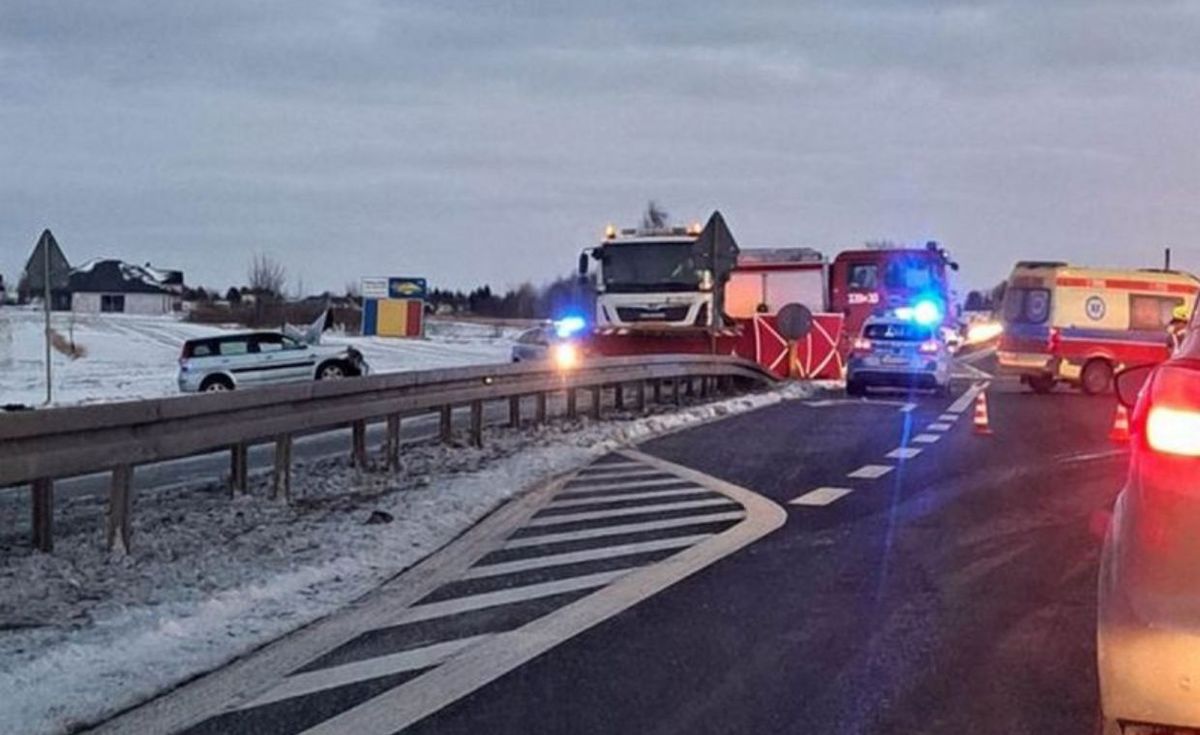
[68,259,185,315]
[18,230,73,310]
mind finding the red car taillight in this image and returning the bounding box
[1138,362,1200,457]
[853,337,872,353]
[1047,327,1062,354]
[918,339,939,354]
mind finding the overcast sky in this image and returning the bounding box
[4,1,1200,296]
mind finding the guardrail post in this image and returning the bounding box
[685,378,695,398]
[614,383,624,410]
[567,388,577,419]
[470,400,483,448]
[700,376,711,398]
[590,386,602,420]
[536,392,547,423]
[351,420,367,467]
[107,465,133,553]
[440,406,453,443]
[508,396,521,428]
[31,478,53,552]
[230,443,248,496]
[653,380,662,403]
[672,378,682,406]
[386,415,402,471]
[636,381,647,413]
[272,435,292,501]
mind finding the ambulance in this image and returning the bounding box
[997,261,1199,394]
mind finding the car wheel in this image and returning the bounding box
[200,376,233,392]
[1028,374,1055,394]
[846,380,865,397]
[317,361,347,380]
[1081,359,1114,395]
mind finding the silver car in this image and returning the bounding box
[1099,317,1200,734]
[845,315,952,396]
[178,331,368,393]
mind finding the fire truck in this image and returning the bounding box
[828,242,959,353]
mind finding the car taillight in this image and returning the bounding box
[853,337,872,352]
[1147,407,1200,457]
[919,340,939,354]
[1139,362,1200,457]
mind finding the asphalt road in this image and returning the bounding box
[92,371,1129,735]
[402,378,1125,735]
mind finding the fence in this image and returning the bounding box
[0,354,777,553]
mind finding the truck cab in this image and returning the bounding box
[582,224,714,333]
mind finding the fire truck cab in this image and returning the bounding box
[829,243,958,354]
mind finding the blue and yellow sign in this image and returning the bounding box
[389,277,427,300]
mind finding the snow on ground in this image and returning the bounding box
[0,309,517,407]
[0,382,820,735]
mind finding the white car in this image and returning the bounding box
[1099,319,1200,733]
[177,331,368,393]
[845,315,952,396]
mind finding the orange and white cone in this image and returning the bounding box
[973,391,993,436]
[1109,403,1131,443]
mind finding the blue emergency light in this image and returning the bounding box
[555,315,587,338]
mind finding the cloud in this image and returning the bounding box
[3,1,1200,294]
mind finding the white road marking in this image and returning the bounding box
[524,498,735,528]
[938,413,959,422]
[899,403,917,413]
[912,433,941,444]
[558,476,693,495]
[239,635,491,710]
[573,461,644,474]
[297,449,786,735]
[502,511,746,549]
[789,487,853,506]
[847,464,893,479]
[461,534,712,580]
[548,487,708,508]
[927,422,953,431]
[396,569,633,625]
[805,398,914,408]
[886,447,922,459]
[946,381,989,414]
[1057,448,1128,464]
[953,362,995,380]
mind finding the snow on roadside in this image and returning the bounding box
[0,310,516,407]
[0,381,820,735]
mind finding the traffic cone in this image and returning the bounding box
[973,391,993,436]
[1109,403,1130,443]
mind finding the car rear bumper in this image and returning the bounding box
[996,350,1055,375]
[846,367,948,389]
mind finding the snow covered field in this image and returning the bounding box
[0,309,517,407]
[0,383,817,734]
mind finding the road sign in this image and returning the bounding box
[361,277,388,299]
[775,303,814,340]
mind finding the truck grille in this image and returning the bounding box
[615,306,691,322]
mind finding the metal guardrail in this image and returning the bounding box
[1,354,777,553]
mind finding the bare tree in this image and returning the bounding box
[247,253,287,299]
[641,200,669,230]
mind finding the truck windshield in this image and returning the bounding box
[602,242,699,293]
[884,258,939,291]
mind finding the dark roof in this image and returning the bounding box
[68,259,177,294]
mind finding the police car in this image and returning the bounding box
[846,307,952,396]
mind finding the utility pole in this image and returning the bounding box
[42,231,53,404]
[1165,247,1172,271]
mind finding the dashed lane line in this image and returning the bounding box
[501,511,747,549]
[938,413,959,422]
[927,422,953,431]
[946,381,989,414]
[460,534,713,580]
[789,487,854,506]
[239,635,492,710]
[547,486,711,509]
[847,464,894,479]
[912,433,942,444]
[524,498,736,528]
[886,447,922,460]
